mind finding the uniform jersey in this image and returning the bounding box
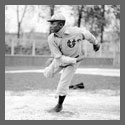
[48,26,98,65]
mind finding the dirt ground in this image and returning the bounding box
[5,89,120,120]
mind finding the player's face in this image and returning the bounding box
[49,21,62,33]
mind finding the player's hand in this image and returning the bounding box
[93,43,100,52]
[76,56,84,63]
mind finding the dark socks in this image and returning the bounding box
[53,95,66,112]
[58,95,66,105]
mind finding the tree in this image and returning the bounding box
[16,5,28,38]
[105,5,120,43]
[99,5,106,43]
[36,5,55,34]
[50,5,55,16]
[111,5,120,19]
[72,5,107,43]
[112,5,120,42]
[37,5,55,19]
[72,5,85,27]
[83,5,107,43]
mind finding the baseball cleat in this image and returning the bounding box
[53,104,63,112]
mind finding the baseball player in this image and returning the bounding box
[43,14,100,112]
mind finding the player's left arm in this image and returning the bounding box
[81,28,100,52]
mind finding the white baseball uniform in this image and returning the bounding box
[43,26,98,96]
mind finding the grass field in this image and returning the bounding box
[5,66,120,120]
[5,72,120,91]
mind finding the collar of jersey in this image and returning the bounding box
[54,26,70,38]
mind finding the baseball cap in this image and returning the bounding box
[47,14,66,22]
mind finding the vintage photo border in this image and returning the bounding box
[1,0,121,124]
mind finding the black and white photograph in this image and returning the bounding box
[5,5,120,120]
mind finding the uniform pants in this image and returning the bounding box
[43,58,79,96]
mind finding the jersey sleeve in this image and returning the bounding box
[48,34,62,58]
[48,34,77,64]
[80,28,98,45]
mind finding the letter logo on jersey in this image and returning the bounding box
[67,39,76,48]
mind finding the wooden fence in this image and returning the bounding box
[5,38,120,66]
